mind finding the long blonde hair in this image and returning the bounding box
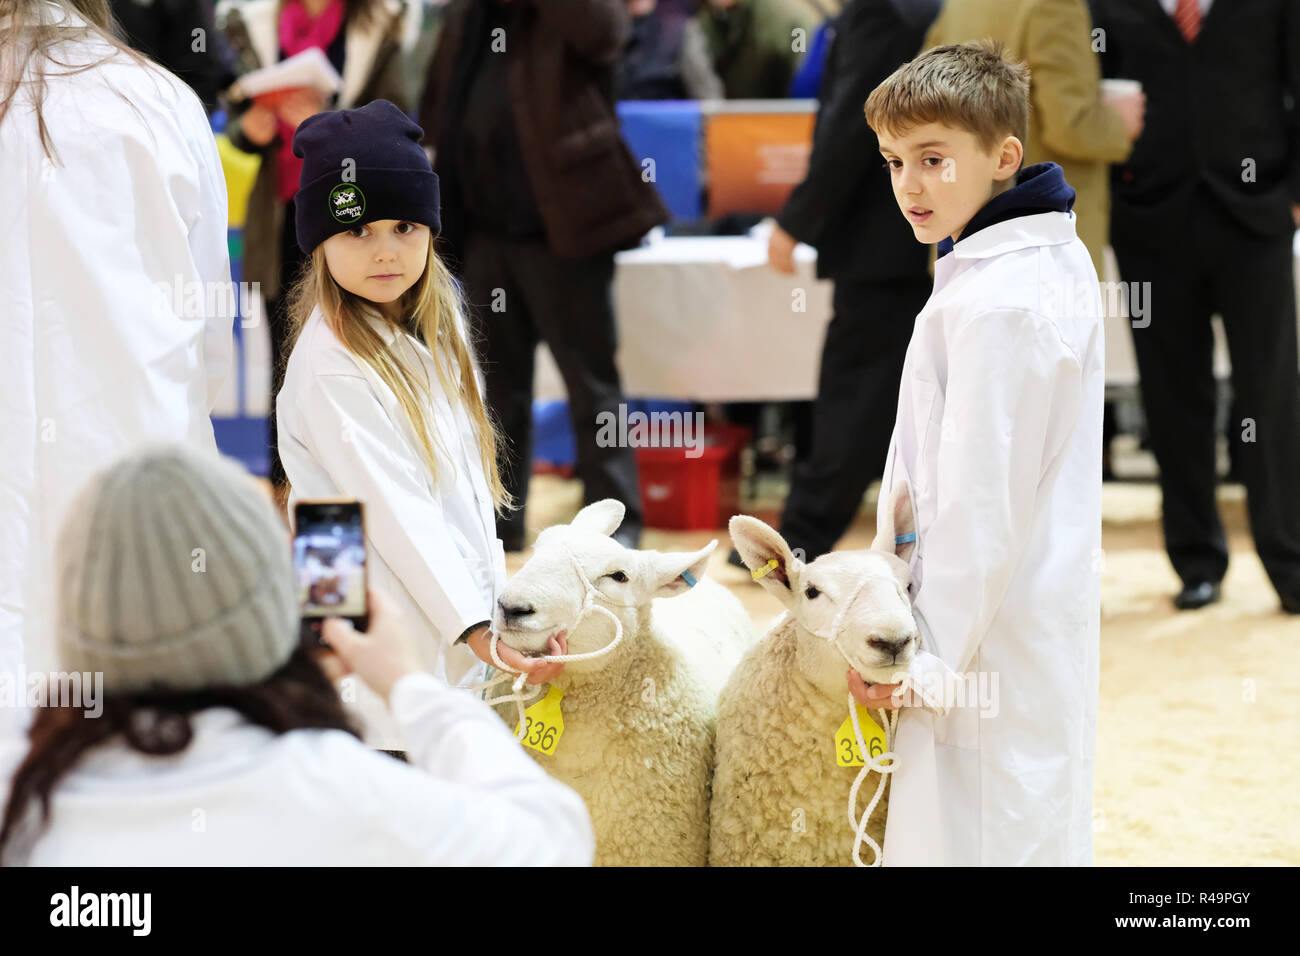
[0,0,159,163]
[286,238,513,513]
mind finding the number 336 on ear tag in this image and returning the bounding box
[516,685,564,756]
[834,704,889,768]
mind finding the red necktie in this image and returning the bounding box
[1173,0,1202,43]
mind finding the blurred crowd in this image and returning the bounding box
[111,0,843,114]
[109,0,1300,609]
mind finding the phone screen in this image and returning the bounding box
[293,500,369,641]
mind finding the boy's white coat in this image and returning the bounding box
[0,6,232,736]
[277,305,507,748]
[879,211,1103,866]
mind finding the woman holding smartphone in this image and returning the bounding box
[0,445,593,866]
[275,101,565,750]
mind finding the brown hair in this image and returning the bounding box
[864,40,1031,152]
[0,644,359,860]
[285,235,513,513]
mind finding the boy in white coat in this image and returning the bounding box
[856,41,1104,865]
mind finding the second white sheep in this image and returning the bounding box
[711,482,943,866]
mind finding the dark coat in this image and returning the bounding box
[110,0,235,113]
[693,0,819,99]
[1090,0,1300,242]
[777,0,940,282]
[419,0,669,263]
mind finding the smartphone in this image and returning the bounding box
[292,499,369,645]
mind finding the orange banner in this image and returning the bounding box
[705,111,814,218]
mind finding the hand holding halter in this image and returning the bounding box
[471,549,632,741]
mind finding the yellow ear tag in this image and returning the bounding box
[834,705,890,768]
[515,685,564,756]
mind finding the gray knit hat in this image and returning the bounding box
[55,443,300,694]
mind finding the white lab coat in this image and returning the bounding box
[277,305,508,749]
[0,672,594,865]
[0,2,233,735]
[879,211,1104,866]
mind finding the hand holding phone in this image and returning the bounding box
[293,499,369,645]
[318,588,425,703]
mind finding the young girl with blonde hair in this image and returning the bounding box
[276,100,564,748]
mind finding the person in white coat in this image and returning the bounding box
[0,444,594,866]
[0,0,234,737]
[275,100,566,750]
[857,43,1104,865]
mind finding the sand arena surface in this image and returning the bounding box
[514,476,1300,866]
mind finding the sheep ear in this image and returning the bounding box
[646,540,717,599]
[570,499,625,537]
[871,480,916,565]
[729,515,801,609]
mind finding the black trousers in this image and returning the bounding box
[266,197,309,488]
[778,274,933,561]
[460,232,643,548]
[1112,199,1300,601]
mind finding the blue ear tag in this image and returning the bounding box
[895,532,916,545]
[680,570,697,587]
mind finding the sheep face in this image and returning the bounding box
[728,482,920,696]
[493,499,716,673]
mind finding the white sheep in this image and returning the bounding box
[710,483,924,867]
[487,499,756,866]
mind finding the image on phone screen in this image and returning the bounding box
[293,501,367,629]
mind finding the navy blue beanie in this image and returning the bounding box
[291,99,441,254]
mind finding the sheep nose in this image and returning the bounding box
[867,633,915,660]
[498,599,536,622]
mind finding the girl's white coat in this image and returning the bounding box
[878,211,1103,866]
[0,3,233,735]
[277,305,507,748]
[0,673,594,865]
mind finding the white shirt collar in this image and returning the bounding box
[361,308,403,345]
[1158,0,1213,17]
[947,210,1079,261]
[310,302,402,346]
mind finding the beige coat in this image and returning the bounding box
[222,0,411,300]
[924,0,1132,274]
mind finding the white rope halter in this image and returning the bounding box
[805,569,913,868]
[470,549,634,740]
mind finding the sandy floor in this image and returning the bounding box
[513,475,1300,866]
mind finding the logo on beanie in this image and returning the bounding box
[329,183,366,224]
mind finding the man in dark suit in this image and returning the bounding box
[763,0,940,562]
[1091,0,1300,612]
